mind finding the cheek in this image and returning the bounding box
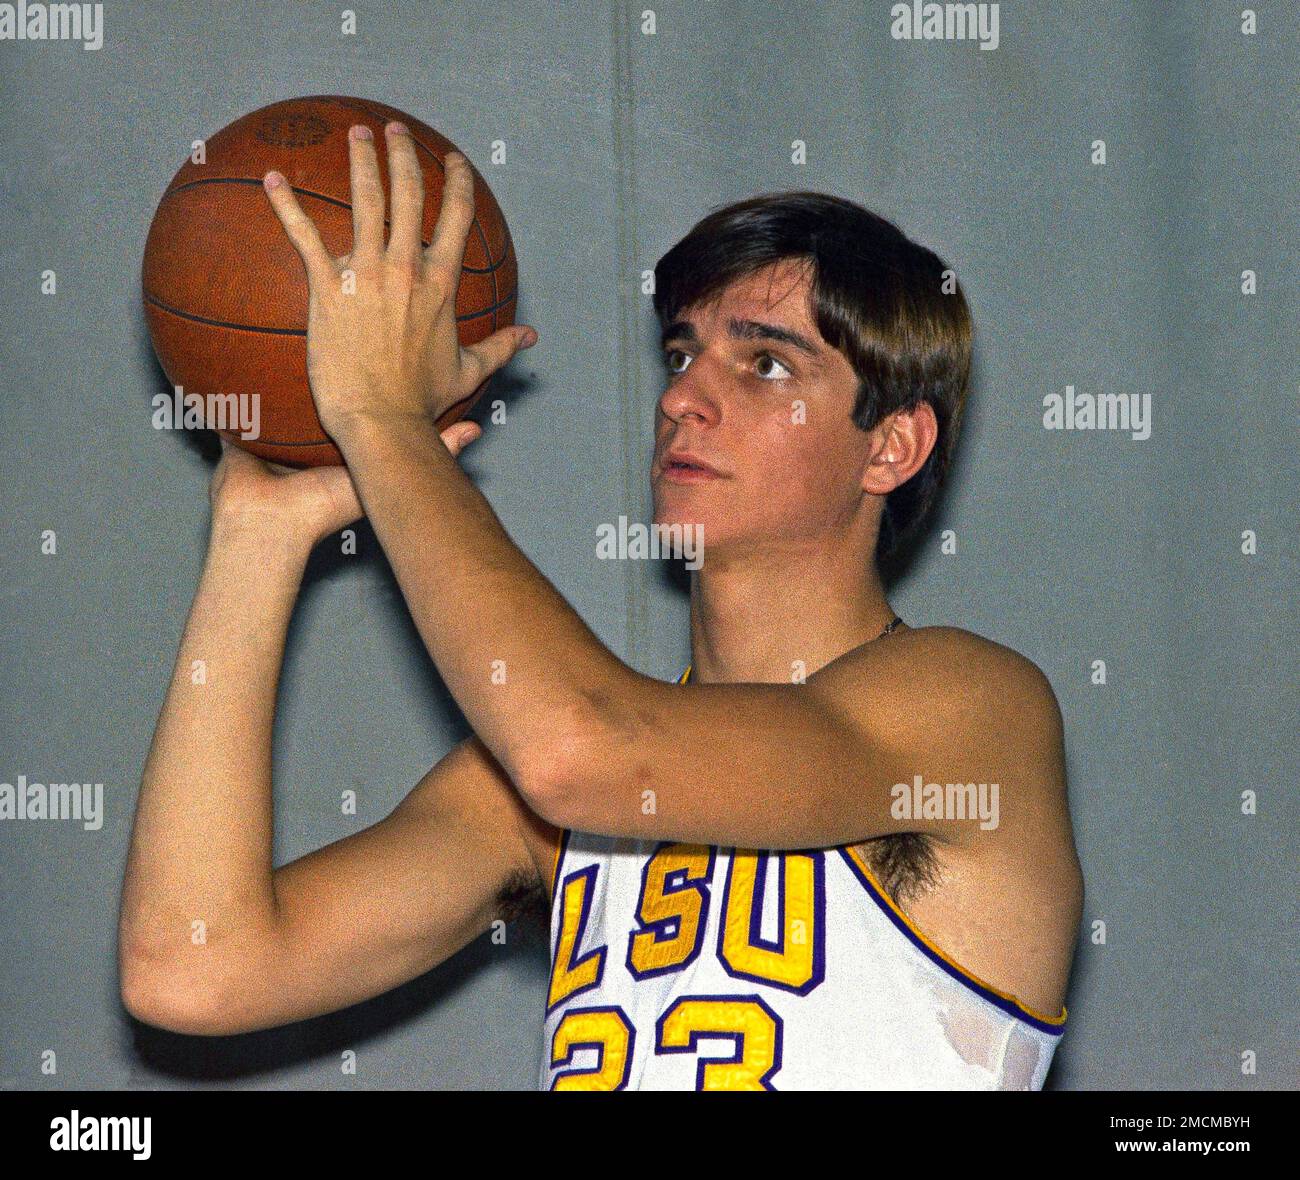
[651,414,864,538]
[757,416,862,513]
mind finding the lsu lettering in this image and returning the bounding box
[539,833,1066,1090]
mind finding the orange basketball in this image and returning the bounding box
[142,95,517,466]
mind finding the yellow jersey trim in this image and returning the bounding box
[547,827,571,903]
[842,843,1067,1032]
[677,660,1063,1032]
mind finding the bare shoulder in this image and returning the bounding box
[828,627,1081,1012]
[872,623,1054,687]
[811,618,1076,873]
[899,625,1060,722]
[820,624,1062,742]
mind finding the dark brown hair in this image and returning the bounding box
[652,191,972,566]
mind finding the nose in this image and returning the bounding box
[657,358,721,427]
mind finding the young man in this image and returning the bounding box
[119,121,1083,1090]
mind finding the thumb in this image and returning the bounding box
[461,324,538,386]
[440,420,483,456]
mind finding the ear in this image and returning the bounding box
[860,402,939,496]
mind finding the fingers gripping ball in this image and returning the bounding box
[142,96,517,466]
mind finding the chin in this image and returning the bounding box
[652,483,772,555]
[651,492,706,532]
[655,507,740,555]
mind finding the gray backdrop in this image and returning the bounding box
[1,0,1295,1090]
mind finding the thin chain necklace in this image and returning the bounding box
[680,614,904,685]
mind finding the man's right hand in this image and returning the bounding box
[207,419,482,549]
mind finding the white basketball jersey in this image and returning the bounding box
[538,675,1067,1090]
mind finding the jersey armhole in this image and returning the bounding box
[839,845,1068,1036]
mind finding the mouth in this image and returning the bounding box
[657,454,727,483]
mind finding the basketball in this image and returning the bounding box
[141,95,517,466]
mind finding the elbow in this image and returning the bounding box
[512,746,585,831]
[119,956,225,1036]
[118,935,241,1035]
[510,697,618,831]
[510,670,654,831]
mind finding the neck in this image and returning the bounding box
[687,536,897,684]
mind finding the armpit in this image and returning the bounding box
[495,866,549,926]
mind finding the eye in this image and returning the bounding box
[663,348,692,376]
[754,351,792,380]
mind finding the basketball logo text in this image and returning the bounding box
[256,114,331,149]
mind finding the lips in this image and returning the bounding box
[660,451,727,479]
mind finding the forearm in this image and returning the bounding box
[334,413,624,790]
[119,518,311,982]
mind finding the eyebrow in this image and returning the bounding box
[659,316,823,358]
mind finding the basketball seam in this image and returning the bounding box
[154,176,507,276]
[147,98,516,459]
[142,287,517,334]
[213,430,331,448]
